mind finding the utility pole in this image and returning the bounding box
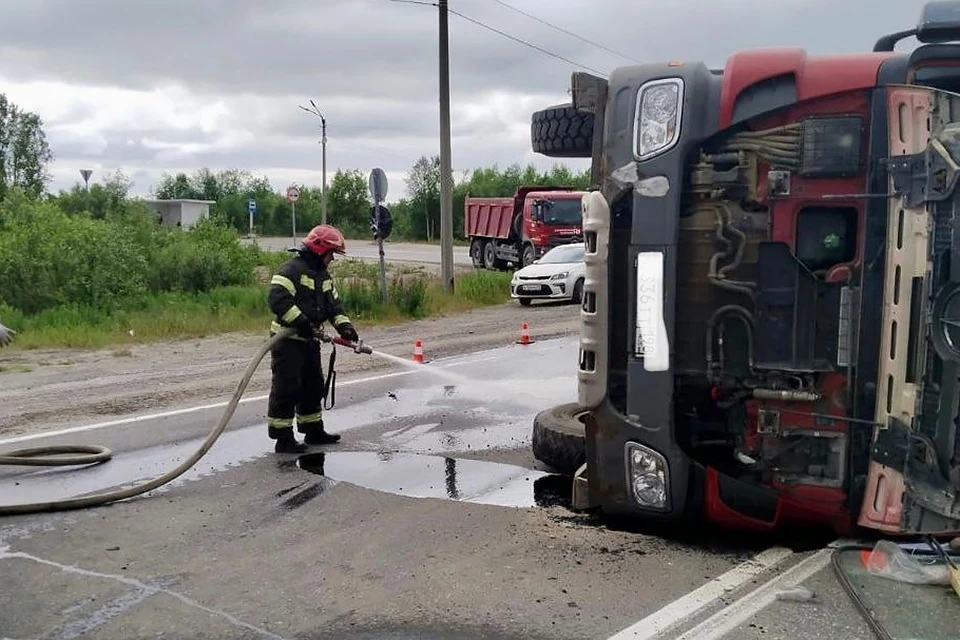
[321,115,328,226]
[438,0,455,291]
[298,100,328,225]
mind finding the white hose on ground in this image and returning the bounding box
[0,329,291,517]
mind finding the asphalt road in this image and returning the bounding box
[248,237,473,266]
[0,337,885,640]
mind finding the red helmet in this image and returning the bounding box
[300,224,347,257]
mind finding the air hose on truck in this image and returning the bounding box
[0,327,371,517]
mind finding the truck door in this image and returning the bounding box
[857,84,960,534]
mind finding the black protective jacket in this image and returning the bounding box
[267,253,353,341]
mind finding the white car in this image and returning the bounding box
[510,243,586,306]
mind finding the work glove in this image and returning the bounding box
[338,323,359,343]
[0,322,15,347]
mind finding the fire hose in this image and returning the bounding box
[0,327,371,517]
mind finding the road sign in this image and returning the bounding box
[79,169,92,183]
[286,185,300,203]
[247,198,257,214]
[368,168,388,203]
[369,204,393,241]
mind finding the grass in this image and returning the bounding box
[3,269,514,350]
[0,363,34,374]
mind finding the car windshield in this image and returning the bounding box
[539,244,584,264]
[539,198,581,225]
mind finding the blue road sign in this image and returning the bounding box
[248,198,257,214]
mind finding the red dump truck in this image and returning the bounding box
[465,186,586,270]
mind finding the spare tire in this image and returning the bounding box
[532,402,587,474]
[531,104,594,158]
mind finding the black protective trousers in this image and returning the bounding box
[266,336,326,439]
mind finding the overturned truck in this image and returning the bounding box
[532,3,960,536]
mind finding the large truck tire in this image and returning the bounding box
[469,239,484,268]
[483,241,497,270]
[532,402,587,475]
[531,104,594,158]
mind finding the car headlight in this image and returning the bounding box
[550,272,569,281]
[625,442,669,510]
[633,78,684,160]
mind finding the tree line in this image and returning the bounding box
[0,92,590,241]
[149,159,591,240]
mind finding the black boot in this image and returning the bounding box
[274,431,308,454]
[303,427,341,445]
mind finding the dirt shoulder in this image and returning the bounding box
[0,302,580,439]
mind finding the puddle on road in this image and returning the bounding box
[0,338,579,510]
[296,451,572,509]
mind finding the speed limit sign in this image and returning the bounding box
[286,185,300,203]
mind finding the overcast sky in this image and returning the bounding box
[0,0,924,201]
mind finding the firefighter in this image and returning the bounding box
[266,224,360,453]
[0,318,14,347]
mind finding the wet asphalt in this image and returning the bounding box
[0,337,894,640]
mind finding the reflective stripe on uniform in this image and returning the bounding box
[268,416,294,429]
[322,279,333,292]
[333,314,350,328]
[281,306,302,324]
[332,288,339,300]
[296,411,323,424]
[270,321,308,341]
[271,275,296,295]
[300,274,315,290]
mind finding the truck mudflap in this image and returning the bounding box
[858,85,960,534]
[578,191,610,409]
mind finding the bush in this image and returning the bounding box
[0,189,519,349]
[146,218,256,293]
[0,195,150,314]
[0,195,256,315]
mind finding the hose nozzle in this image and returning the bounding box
[329,335,373,355]
[354,342,373,355]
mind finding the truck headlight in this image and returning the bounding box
[625,442,669,510]
[550,271,569,280]
[634,78,684,160]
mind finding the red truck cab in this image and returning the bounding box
[530,2,960,537]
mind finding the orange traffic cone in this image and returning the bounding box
[413,339,425,363]
[517,322,534,345]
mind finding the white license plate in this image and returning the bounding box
[520,285,540,292]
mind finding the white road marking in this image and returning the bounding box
[674,548,833,640]
[606,546,795,640]
[0,352,514,446]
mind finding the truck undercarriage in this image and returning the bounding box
[532,4,960,536]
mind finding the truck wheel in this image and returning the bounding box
[483,241,497,270]
[531,104,594,158]
[470,239,484,268]
[522,244,536,268]
[532,402,587,475]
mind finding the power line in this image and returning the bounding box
[448,8,607,77]
[491,0,642,64]
[386,0,607,77]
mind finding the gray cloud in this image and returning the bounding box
[0,0,931,198]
